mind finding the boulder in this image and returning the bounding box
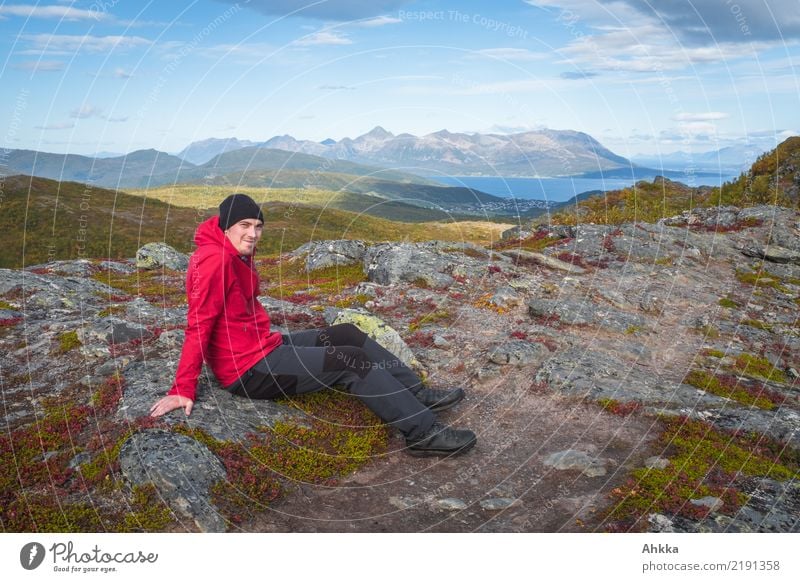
[326,308,420,370]
[293,239,368,272]
[135,243,189,271]
[119,430,228,532]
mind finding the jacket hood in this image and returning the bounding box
[194,215,256,259]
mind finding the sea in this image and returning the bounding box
[432,172,739,204]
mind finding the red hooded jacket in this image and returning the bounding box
[167,215,283,401]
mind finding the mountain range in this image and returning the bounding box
[179,127,632,177]
[630,143,765,174]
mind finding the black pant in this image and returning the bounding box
[228,323,436,439]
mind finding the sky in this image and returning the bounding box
[0,0,798,158]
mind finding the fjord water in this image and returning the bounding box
[433,173,738,203]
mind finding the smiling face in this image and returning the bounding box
[224,218,264,256]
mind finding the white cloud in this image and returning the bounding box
[113,68,132,79]
[673,112,729,122]
[610,0,800,43]
[215,0,411,21]
[21,34,152,55]
[12,60,64,72]
[676,121,718,136]
[69,105,128,123]
[527,0,787,73]
[293,31,353,46]
[35,122,75,130]
[353,15,402,27]
[470,48,546,61]
[0,4,105,20]
[70,105,103,119]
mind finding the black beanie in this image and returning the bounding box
[218,193,264,231]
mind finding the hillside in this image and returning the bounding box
[2,202,798,533]
[0,176,511,269]
[128,183,470,223]
[545,136,800,226]
[187,169,505,211]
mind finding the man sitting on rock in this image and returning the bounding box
[150,193,477,457]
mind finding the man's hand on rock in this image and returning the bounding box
[150,395,193,417]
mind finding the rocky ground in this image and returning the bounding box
[1,204,798,533]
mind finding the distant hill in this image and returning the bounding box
[176,137,258,165]
[630,144,767,175]
[191,146,440,184]
[1,146,504,210]
[4,148,190,189]
[0,175,507,268]
[545,136,800,225]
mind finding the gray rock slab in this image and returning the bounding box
[543,449,607,477]
[296,240,368,272]
[435,498,468,511]
[535,347,726,409]
[490,286,522,309]
[136,243,189,271]
[119,429,227,532]
[742,244,800,265]
[500,249,586,274]
[0,269,116,314]
[480,498,521,510]
[488,340,549,367]
[116,359,305,443]
[528,298,647,332]
[364,242,486,288]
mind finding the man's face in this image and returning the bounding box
[224,218,264,256]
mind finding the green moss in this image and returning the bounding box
[97,304,128,318]
[625,326,644,335]
[597,398,642,416]
[735,269,789,292]
[78,430,134,491]
[685,369,776,410]
[742,318,773,331]
[91,268,186,307]
[4,493,106,532]
[0,299,16,310]
[409,309,453,332]
[718,297,738,308]
[703,349,726,358]
[259,259,367,301]
[605,416,800,531]
[443,246,489,259]
[734,354,788,383]
[57,330,81,353]
[121,484,174,532]
[173,389,388,527]
[333,294,372,308]
[694,324,720,339]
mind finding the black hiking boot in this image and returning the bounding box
[405,422,477,457]
[414,387,465,412]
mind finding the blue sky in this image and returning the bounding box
[1,0,798,157]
